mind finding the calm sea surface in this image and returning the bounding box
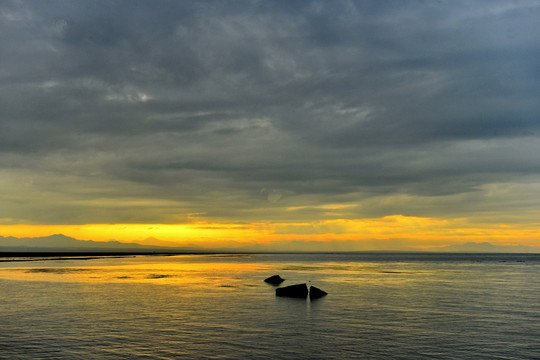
[0,253,539,359]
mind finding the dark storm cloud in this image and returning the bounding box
[1,0,540,224]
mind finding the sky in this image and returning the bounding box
[1,0,540,251]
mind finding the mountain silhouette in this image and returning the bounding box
[0,234,157,252]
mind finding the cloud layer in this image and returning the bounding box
[1,1,540,230]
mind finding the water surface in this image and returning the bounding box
[0,253,538,359]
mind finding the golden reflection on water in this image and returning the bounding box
[0,255,267,285]
[0,254,448,290]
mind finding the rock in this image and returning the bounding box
[276,283,308,298]
[309,286,328,300]
[264,275,285,285]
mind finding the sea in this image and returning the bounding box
[0,252,538,359]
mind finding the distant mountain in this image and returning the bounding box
[438,242,538,253]
[0,234,175,252]
[2,235,537,254]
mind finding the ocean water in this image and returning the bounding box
[0,253,539,359]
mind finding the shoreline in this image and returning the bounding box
[1,251,539,263]
[0,251,201,263]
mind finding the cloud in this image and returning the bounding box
[1,0,540,229]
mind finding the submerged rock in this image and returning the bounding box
[264,275,285,285]
[276,283,308,298]
[309,286,328,300]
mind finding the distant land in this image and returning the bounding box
[0,234,538,253]
[0,234,186,253]
[436,242,539,253]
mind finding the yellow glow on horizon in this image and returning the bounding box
[0,223,269,244]
[0,215,539,249]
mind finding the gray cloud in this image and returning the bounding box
[1,0,540,225]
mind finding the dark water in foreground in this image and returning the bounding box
[0,253,539,359]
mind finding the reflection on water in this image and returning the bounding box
[26,268,95,274]
[0,253,539,359]
[0,255,267,285]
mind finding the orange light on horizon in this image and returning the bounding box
[0,223,271,244]
[0,215,539,249]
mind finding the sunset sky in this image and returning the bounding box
[1,1,540,251]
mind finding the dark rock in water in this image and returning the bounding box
[264,275,285,285]
[276,283,308,298]
[309,286,328,300]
